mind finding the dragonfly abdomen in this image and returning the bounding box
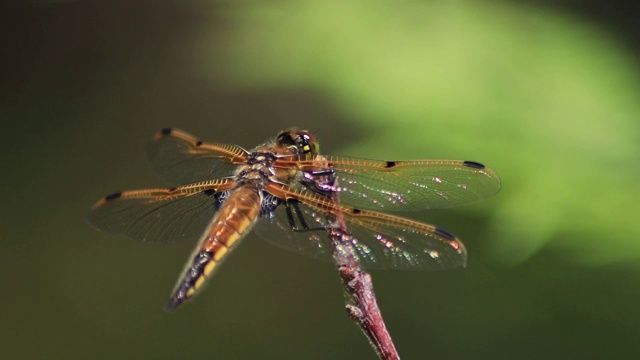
[165,186,262,311]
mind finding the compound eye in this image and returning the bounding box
[301,138,311,152]
[276,131,296,147]
[297,130,319,155]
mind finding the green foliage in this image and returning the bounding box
[200,0,640,265]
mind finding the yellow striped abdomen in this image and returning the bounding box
[165,186,262,311]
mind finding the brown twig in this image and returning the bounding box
[330,230,400,360]
[314,159,400,360]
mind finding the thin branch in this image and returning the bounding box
[330,232,400,360]
[312,158,400,360]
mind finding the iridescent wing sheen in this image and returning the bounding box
[256,184,467,270]
[87,179,236,244]
[147,128,248,185]
[277,156,500,211]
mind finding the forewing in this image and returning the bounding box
[147,128,248,185]
[87,179,235,244]
[257,184,467,270]
[280,156,500,211]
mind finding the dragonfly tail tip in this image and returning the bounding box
[164,298,181,312]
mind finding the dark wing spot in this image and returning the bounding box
[434,227,456,241]
[160,128,173,135]
[351,208,362,214]
[463,161,485,169]
[105,192,122,201]
[385,161,397,168]
[195,140,203,147]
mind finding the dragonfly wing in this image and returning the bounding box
[340,208,467,270]
[256,194,335,263]
[257,184,467,271]
[282,156,500,211]
[147,128,248,185]
[87,179,235,244]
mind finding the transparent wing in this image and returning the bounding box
[147,128,248,185]
[87,179,236,244]
[278,156,500,211]
[256,184,467,270]
[255,195,335,262]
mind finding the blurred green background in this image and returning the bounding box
[3,0,640,359]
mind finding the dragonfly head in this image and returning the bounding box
[276,129,320,156]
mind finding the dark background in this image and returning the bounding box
[2,1,640,359]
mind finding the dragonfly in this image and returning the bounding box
[87,128,500,311]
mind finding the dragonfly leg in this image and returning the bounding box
[285,199,328,232]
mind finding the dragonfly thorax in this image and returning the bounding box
[235,151,274,184]
[236,150,297,187]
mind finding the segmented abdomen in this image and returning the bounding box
[165,186,262,311]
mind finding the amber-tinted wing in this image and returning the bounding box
[278,156,500,211]
[147,128,248,185]
[87,179,236,244]
[257,183,467,270]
